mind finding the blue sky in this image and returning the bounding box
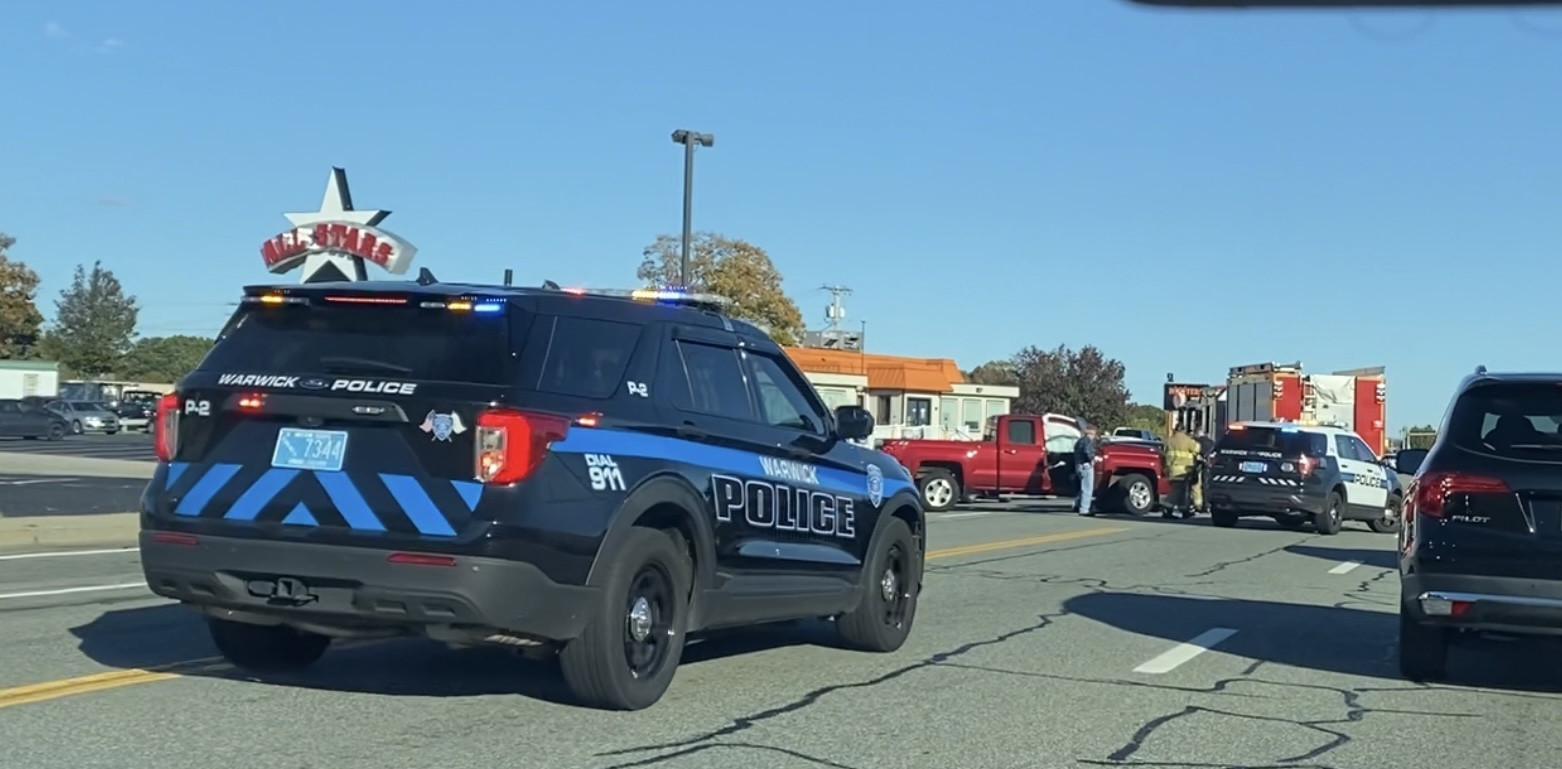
[3,1,1560,433]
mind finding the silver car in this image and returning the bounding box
[46,400,122,435]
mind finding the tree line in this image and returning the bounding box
[0,231,213,382]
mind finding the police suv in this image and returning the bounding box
[1204,421,1403,534]
[138,277,925,710]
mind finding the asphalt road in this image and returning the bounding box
[0,433,157,462]
[2,506,1559,769]
[0,474,147,517]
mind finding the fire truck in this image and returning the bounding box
[1218,362,1389,456]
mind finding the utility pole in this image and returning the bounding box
[671,130,715,287]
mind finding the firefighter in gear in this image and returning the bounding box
[1162,426,1201,519]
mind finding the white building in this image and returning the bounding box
[0,360,61,400]
[783,347,1021,444]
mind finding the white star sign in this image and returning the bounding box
[260,167,419,283]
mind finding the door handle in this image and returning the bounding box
[677,423,707,440]
[1004,449,1018,455]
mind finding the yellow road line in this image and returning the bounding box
[0,525,1127,710]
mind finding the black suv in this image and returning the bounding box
[139,279,925,710]
[1398,369,1562,681]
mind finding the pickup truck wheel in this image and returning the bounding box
[1113,473,1156,516]
[918,470,959,513]
[208,618,331,672]
[837,517,920,652]
[558,527,692,711]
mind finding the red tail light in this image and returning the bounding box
[154,393,180,462]
[473,408,571,485]
[1413,471,1511,519]
[387,552,457,567]
[1298,455,1319,476]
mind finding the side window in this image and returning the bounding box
[1333,434,1360,461]
[0,401,18,414]
[676,341,754,421]
[744,352,826,433]
[1006,418,1037,445]
[1351,436,1379,463]
[533,316,643,399]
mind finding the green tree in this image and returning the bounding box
[638,232,806,345]
[1118,403,1168,439]
[118,335,213,382]
[966,360,1019,386]
[42,261,139,378]
[0,232,45,359]
[1008,344,1132,430]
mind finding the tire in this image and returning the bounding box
[208,618,330,672]
[70,420,83,435]
[1369,497,1403,534]
[837,517,921,652]
[1398,609,1449,681]
[917,469,959,513]
[105,429,118,436]
[1211,508,1239,528]
[47,423,65,441]
[1314,492,1344,535]
[1112,473,1157,516]
[558,526,692,711]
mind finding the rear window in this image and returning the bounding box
[1448,383,1562,462]
[1216,426,1327,457]
[198,304,516,384]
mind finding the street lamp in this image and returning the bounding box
[670,129,715,287]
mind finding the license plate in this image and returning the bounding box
[1239,461,1266,474]
[271,428,348,472]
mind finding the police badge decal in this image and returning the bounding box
[419,410,467,442]
[866,463,884,508]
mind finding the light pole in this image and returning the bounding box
[671,129,714,287]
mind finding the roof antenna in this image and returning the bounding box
[1475,364,1488,375]
[541,279,561,290]
[416,267,438,286]
[503,269,513,287]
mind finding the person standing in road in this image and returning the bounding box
[1191,428,1216,516]
[1162,425,1201,519]
[1074,422,1099,516]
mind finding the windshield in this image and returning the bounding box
[198,304,517,385]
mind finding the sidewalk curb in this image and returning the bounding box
[0,513,140,550]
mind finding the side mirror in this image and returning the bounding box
[1394,448,1429,476]
[834,405,875,441]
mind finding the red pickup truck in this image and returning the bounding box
[879,413,1171,515]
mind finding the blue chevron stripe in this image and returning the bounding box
[550,426,913,498]
[158,461,481,535]
[380,473,458,536]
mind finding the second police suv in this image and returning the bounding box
[137,274,925,710]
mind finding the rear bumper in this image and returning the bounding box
[1402,572,1562,636]
[139,532,598,642]
[1206,482,1324,517]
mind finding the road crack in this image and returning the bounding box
[589,612,1067,769]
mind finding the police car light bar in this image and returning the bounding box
[553,286,732,312]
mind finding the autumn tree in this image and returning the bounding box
[42,261,139,378]
[0,232,44,359]
[966,360,1019,386]
[637,232,806,345]
[118,335,214,382]
[1008,344,1132,430]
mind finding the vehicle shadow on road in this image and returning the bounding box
[1065,591,1562,693]
[69,605,829,704]
[1284,543,1398,570]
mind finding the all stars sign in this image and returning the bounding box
[260,168,418,283]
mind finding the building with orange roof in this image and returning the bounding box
[781,347,1020,442]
